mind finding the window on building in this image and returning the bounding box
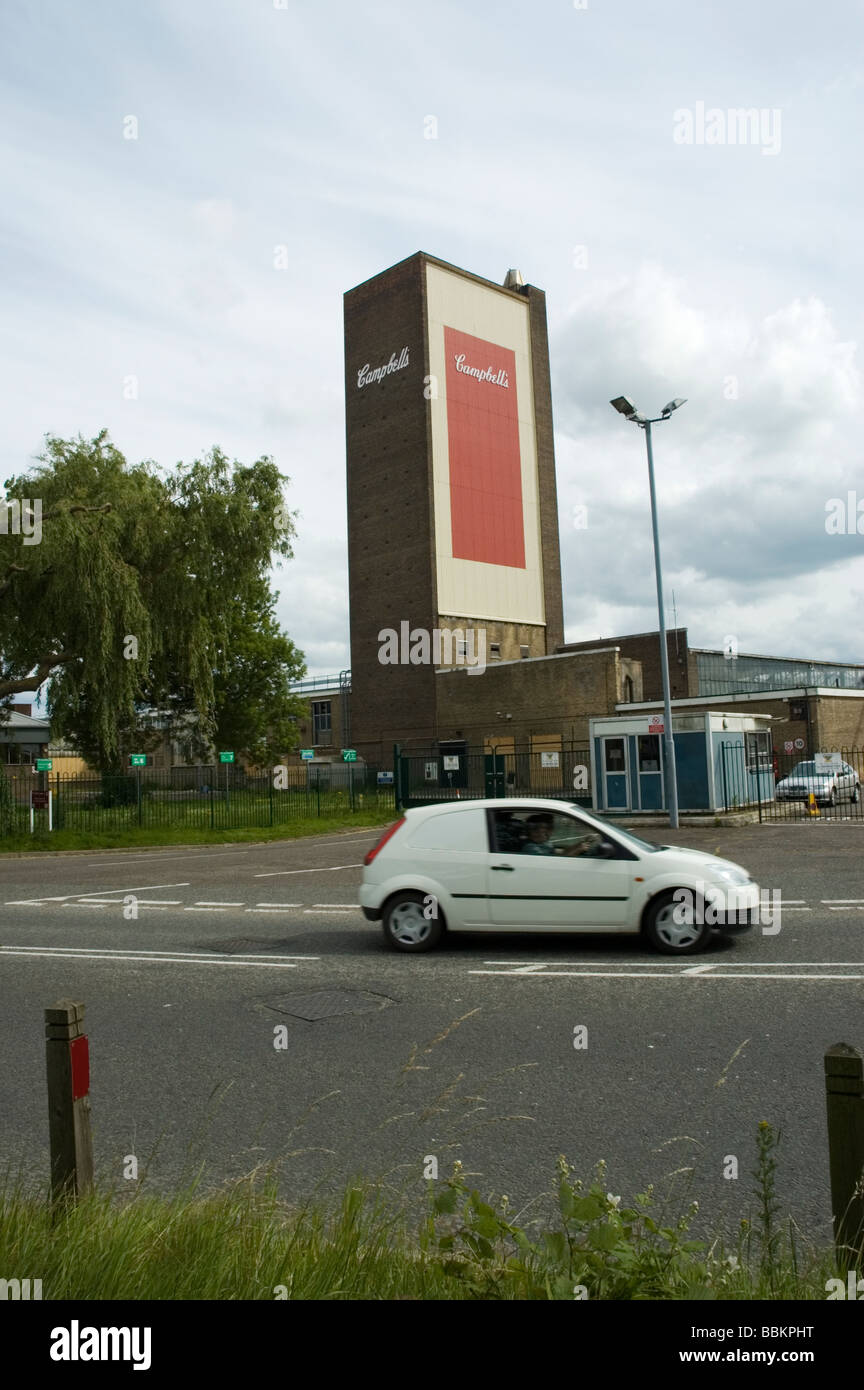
[489,643,501,659]
[745,730,772,772]
[6,745,36,765]
[623,675,634,702]
[520,645,530,659]
[312,701,332,745]
[638,735,660,772]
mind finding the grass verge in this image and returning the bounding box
[0,1127,852,1299]
[0,811,390,854]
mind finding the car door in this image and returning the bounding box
[401,806,490,927]
[484,808,634,931]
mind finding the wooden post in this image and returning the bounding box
[45,1000,94,1202]
[824,1043,864,1265]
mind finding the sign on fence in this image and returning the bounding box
[129,754,146,767]
[219,751,235,764]
[815,752,843,770]
[442,755,459,771]
[30,789,53,831]
[36,758,52,771]
[342,749,357,762]
[300,749,314,761]
[540,751,560,768]
[377,771,394,784]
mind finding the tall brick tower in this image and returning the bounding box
[344,252,564,762]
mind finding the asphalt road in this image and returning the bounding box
[2,822,863,1245]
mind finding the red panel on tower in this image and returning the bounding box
[444,326,525,568]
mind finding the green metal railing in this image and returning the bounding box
[1,763,395,837]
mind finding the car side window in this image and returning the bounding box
[489,809,630,858]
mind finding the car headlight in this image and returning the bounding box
[705,865,750,886]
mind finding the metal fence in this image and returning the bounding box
[396,748,592,810]
[718,745,864,822]
[1,762,396,837]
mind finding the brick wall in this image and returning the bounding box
[560,628,691,700]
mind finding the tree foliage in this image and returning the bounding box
[1,430,303,770]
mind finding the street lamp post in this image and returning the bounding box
[609,395,687,829]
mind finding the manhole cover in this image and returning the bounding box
[264,990,394,1021]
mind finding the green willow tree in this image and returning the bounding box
[1,430,302,772]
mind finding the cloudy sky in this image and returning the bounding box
[3,0,862,677]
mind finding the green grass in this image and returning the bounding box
[0,1127,853,1299]
[0,809,391,854]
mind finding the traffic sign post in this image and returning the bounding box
[36,758,53,772]
[219,752,234,812]
[129,754,146,767]
[30,789,53,833]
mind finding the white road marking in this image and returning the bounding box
[255,864,362,878]
[5,882,191,906]
[822,899,864,903]
[470,967,864,980]
[312,903,360,908]
[76,900,184,911]
[254,903,303,908]
[183,906,227,912]
[65,902,168,912]
[1,946,318,959]
[828,906,864,911]
[302,908,354,914]
[194,901,245,907]
[0,947,317,969]
[680,964,716,974]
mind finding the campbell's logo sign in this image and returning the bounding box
[453,353,510,388]
[357,346,410,388]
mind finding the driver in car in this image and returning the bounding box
[522,812,596,856]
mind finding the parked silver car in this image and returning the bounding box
[775,759,860,806]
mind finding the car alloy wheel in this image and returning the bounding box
[853,784,860,804]
[382,891,444,952]
[644,890,713,955]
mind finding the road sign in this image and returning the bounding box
[342,749,357,762]
[129,754,147,767]
[784,741,794,754]
[300,749,314,761]
[794,738,805,750]
[35,758,53,771]
[31,790,50,809]
[219,751,235,764]
[648,716,664,734]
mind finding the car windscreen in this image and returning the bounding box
[568,806,661,853]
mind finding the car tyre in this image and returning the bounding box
[382,891,445,952]
[852,784,860,804]
[643,889,713,955]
